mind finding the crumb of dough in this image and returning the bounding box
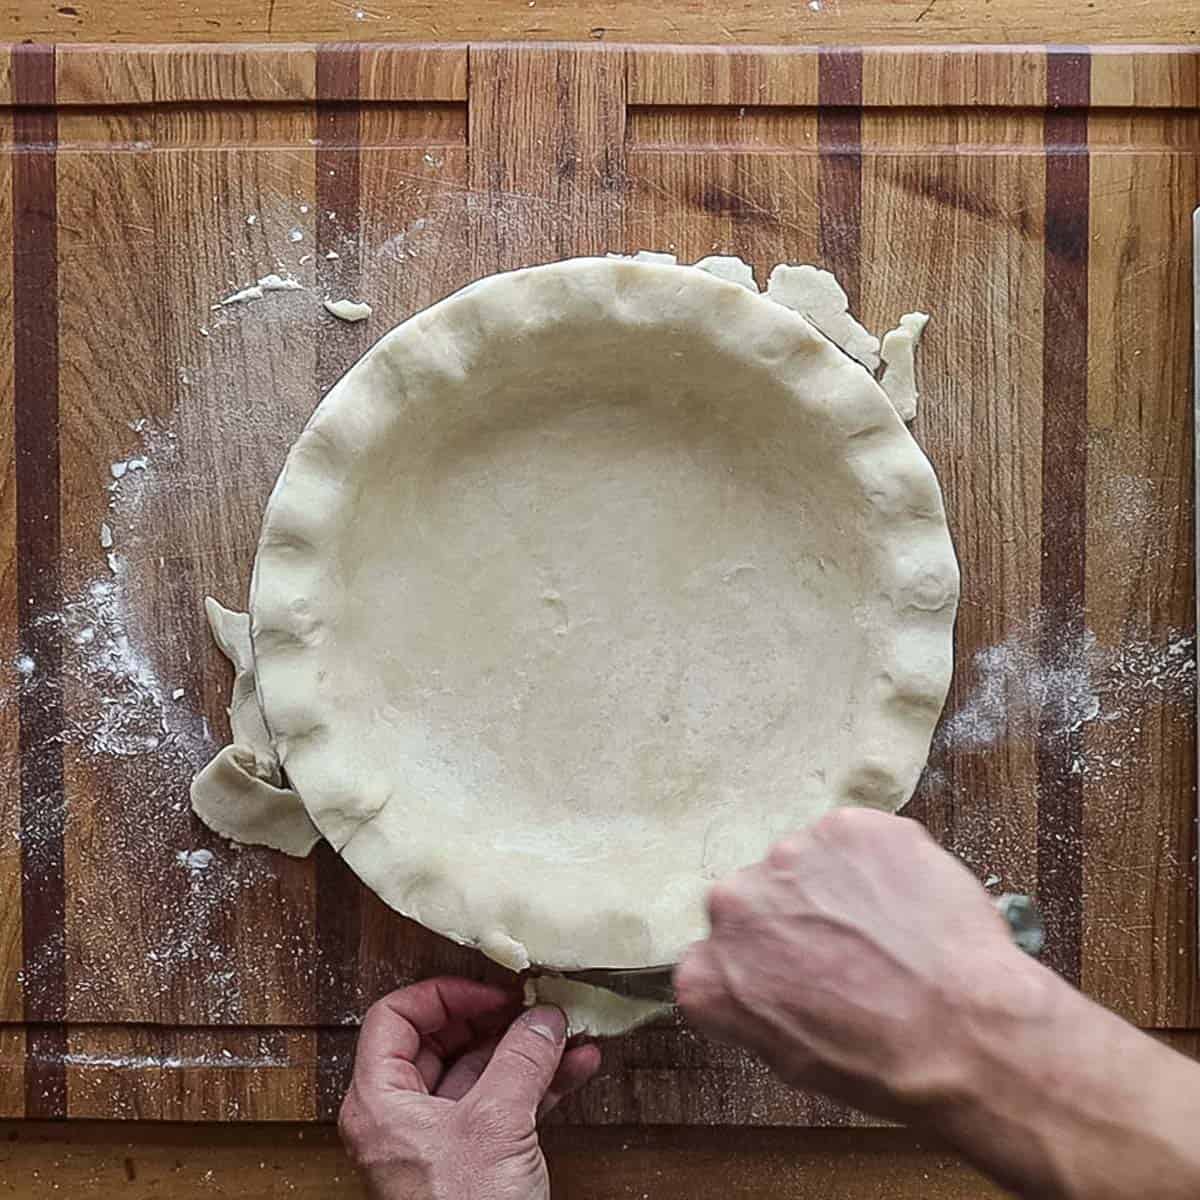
[258,273,304,292]
[324,298,373,322]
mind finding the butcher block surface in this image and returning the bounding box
[0,41,1198,1123]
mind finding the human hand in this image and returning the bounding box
[675,807,1045,1123]
[339,977,602,1200]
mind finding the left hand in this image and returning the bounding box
[339,977,602,1200]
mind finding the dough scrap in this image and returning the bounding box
[480,930,532,973]
[692,254,759,292]
[249,256,959,973]
[880,311,931,422]
[191,745,322,857]
[524,976,670,1038]
[190,598,321,857]
[324,298,373,322]
[765,263,881,370]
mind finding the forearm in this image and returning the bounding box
[932,959,1200,1199]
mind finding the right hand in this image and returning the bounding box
[674,807,1048,1122]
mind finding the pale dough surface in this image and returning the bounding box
[190,599,321,857]
[524,976,669,1037]
[245,256,959,976]
[765,264,881,370]
[880,312,931,422]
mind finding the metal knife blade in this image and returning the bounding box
[557,892,1046,1005]
[560,964,677,1003]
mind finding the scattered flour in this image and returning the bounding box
[936,607,1196,782]
[376,216,433,264]
[217,273,304,306]
[177,848,215,872]
[6,412,309,1026]
[61,1049,289,1071]
[937,617,1101,751]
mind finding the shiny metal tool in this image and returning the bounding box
[556,891,1046,1004]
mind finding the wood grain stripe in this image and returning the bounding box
[817,49,863,309]
[12,43,66,1119]
[1038,48,1090,988]
[314,43,366,1122]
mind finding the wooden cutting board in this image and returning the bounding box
[1,41,1198,1124]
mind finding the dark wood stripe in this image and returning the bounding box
[817,49,863,310]
[23,1025,68,1119]
[1038,48,1090,988]
[314,44,366,1121]
[12,43,66,1119]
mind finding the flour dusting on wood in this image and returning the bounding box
[935,606,1195,782]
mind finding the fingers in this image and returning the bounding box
[538,1042,603,1119]
[435,1035,501,1101]
[425,999,524,1069]
[674,943,727,1033]
[355,977,514,1094]
[440,1027,602,1114]
[674,943,772,1058]
[471,1005,568,1119]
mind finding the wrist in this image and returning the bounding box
[927,954,1200,1199]
[923,951,1078,1189]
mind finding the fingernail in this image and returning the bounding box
[521,1004,566,1042]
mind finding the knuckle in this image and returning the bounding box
[814,805,882,844]
[706,877,750,927]
[337,1093,373,1158]
[673,948,719,1012]
[362,991,396,1024]
[766,833,807,869]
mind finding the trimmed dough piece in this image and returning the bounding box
[190,745,321,857]
[524,976,669,1038]
[190,598,321,857]
[879,312,931,422]
[204,598,276,779]
[692,255,759,292]
[766,263,881,370]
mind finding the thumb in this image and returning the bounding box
[470,1005,567,1119]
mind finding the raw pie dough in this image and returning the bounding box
[192,255,957,1034]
